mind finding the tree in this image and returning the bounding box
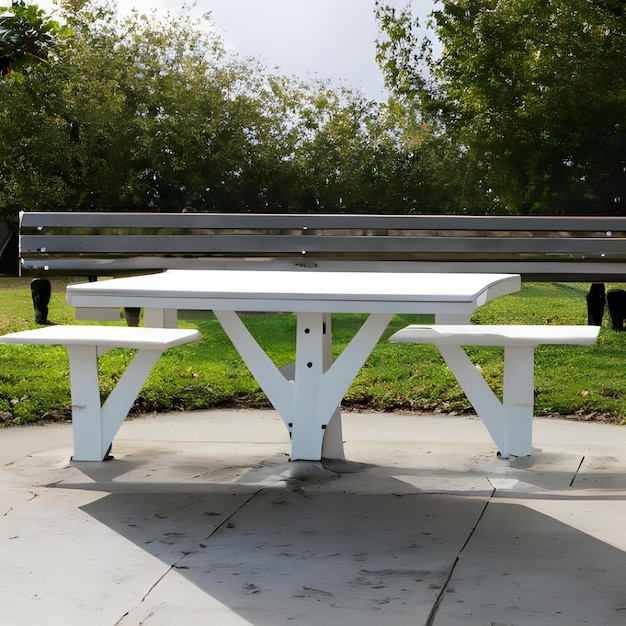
[1,1,410,218]
[0,1,68,77]
[0,1,300,215]
[376,0,626,215]
[1,1,455,221]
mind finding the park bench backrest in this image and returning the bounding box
[18,211,626,281]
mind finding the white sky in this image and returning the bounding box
[34,0,435,101]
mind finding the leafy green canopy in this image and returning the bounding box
[2,0,455,221]
[377,0,626,214]
[0,0,69,76]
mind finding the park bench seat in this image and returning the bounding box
[389,324,600,458]
[0,325,200,461]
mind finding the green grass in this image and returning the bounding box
[0,277,625,426]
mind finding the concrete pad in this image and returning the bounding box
[116,409,289,444]
[2,409,626,625]
[572,454,626,491]
[83,488,487,626]
[434,499,626,625]
[120,569,258,626]
[483,449,588,493]
[0,487,171,626]
[0,421,72,466]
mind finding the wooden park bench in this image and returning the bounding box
[17,211,626,283]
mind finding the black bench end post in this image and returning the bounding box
[30,278,51,325]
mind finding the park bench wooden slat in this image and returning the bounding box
[18,210,626,232]
[19,233,626,256]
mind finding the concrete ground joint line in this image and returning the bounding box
[114,488,266,624]
[424,489,495,625]
[424,555,460,626]
[569,455,586,487]
[113,562,181,625]
[202,487,265,542]
[458,490,494,553]
[113,610,130,626]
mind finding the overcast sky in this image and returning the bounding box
[35,0,435,101]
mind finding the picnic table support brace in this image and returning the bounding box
[436,344,534,458]
[213,310,392,462]
[67,345,163,461]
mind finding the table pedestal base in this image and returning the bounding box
[214,310,393,462]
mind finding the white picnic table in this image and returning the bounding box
[66,269,521,462]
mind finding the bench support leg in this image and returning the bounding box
[437,344,534,458]
[502,345,534,457]
[66,345,163,461]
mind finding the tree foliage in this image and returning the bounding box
[5,1,626,222]
[1,0,450,223]
[376,0,626,215]
[0,0,69,76]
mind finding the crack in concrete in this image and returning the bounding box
[569,455,586,487]
[113,487,265,625]
[425,487,496,626]
[3,490,38,517]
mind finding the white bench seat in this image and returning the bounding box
[0,325,200,461]
[389,324,600,458]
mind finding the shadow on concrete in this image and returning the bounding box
[68,454,626,626]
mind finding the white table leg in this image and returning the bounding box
[320,314,344,460]
[67,345,163,461]
[144,308,178,328]
[214,310,392,461]
[290,312,327,459]
[275,315,344,460]
[321,407,344,460]
[290,312,392,460]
